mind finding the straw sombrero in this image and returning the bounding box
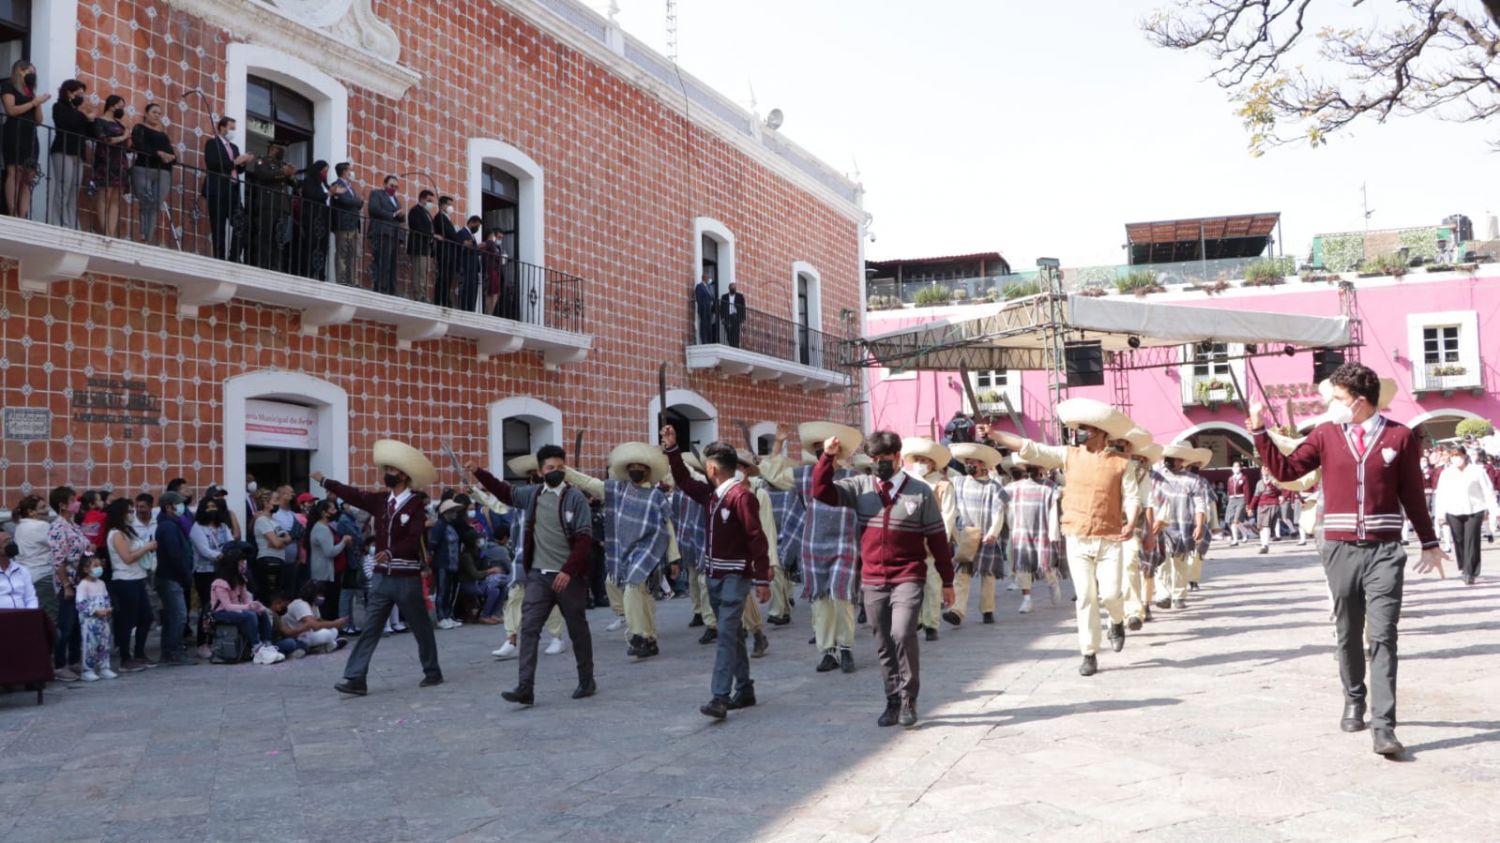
[437,499,465,516]
[851,453,873,471]
[609,442,670,485]
[1188,447,1214,469]
[1056,398,1133,439]
[1161,443,1197,464]
[683,451,704,473]
[507,454,538,478]
[1274,470,1322,493]
[799,422,863,462]
[372,439,438,489]
[735,449,761,477]
[900,437,951,472]
[951,442,1003,469]
[1139,443,1164,464]
[800,450,818,466]
[1122,426,1153,454]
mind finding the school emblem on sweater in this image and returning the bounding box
[400,513,410,525]
[720,508,731,522]
[565,512,574,524]
[1380,447,1397,466]
[904,499,918,516]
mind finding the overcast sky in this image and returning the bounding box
[585,0,1500,267]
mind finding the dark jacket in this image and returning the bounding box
[50,102,95,156]
[367,188,402,238]
[153,517,193,591]
[407,204,433,256]
[201,135,242,197]
[330,178,364,232]
[665,448,770,584]
[321,480,430,573]
[473,469,592,579]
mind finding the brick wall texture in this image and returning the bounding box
[0,1,862,498]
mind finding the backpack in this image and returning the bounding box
[209,621,252,664]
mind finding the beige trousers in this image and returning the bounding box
[769,565,793,617]
[1188,550,1205,583]
[624,583,657,639]
[1158,552,1191,602]
[1067,536,1125,656]
[1122,538,1150,620]
[951,569,996,619]
[690,567,715,628]
[811,596,856,652]
[503,583,561,638]
[606,578,625,618]
[920,558,943,629]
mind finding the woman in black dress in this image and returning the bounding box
[92,95,130,238]
[298,160,331,280]
[2,60,50,219]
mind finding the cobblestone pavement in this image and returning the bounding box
[3,541,1498,842]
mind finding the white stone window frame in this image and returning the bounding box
[1407,310,1481,390]
[1178,342,1245,405]
[647,388,719,448]
[465,139,545,269]
[969,368,1023,417]
[487,397,564,477]
[224,43,349,171]
[693,217,736,298]
[791,260,824,367]
[224,371,349,504]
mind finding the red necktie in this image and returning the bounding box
[876,479,893,507]
[1353,427,1367,457]
[387,496,397,523]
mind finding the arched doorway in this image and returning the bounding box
[647,389,719,451]
[224,371,349,509]
[1408,408,1485,445]
[1172,422,1255,468]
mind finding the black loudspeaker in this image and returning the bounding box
[1312,347,1345,382]
[1065,341,1104,386]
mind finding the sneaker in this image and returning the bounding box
[492,640,518,660]
[99,668,118,680]
[80,670,100,682]
[1005,578,1018,592]
[436,618,455,630]
[449,619,464,628]
[54,667,80,682]
[289,648,307,660]
[196,645,213,660]
[545,637,567,656]
[606,617,626,632]
[1018,596,1033,614]
[116,659,144,673]
[391,623,409,634]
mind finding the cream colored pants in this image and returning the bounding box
[624,583,657,639]
[951,568,995,619]
[920,558,943,629]
[503,582,561,638]
[1122,538,1150,620]
[1067,536,1124,656]
[1158,552,1191,602]
[770,565,793,618]
[1188,550,1205,583]
[690,567,715,627]
[606,578,625,618]
[811,596,855,652]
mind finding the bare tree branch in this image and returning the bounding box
[1144,0,1500,153]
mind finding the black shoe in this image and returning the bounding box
[643,639,659,658]
[727,686,756,710]
[816,652,839,672]
[700,697,729,720]
[699,628,718,645]
[1258,546,1269,555]
[925,628,938,642]
[1188,581,1200,592]
[982,611,995,625]
[572,678,597,699]
[839,648,855,673]
[877,698,901,728]
[689,614,704,628]
[857,607,867,625]
[1108,622,1125,653]
[751,631,768,658]
[1079,654,1098,677]
[942,610,962,627]
[1340,702,1367,733]
[1153,598,1172,610]
[501,687,535,706]
[1372,729,1405,756]
[767,614,791,626]
[626,635,644,657]
[1126,616,1143,632]
[808,635,817,646]
[334,679,368,696]
[1171,598,1187,610]
[899,700,918,727]
[1144,606,1154,623]
[419,674,444,688]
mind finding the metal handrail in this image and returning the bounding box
[4,123,585,333]
[686,296,843,372]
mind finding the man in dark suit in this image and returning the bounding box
[453,215,482,312]
[367,175,403,295]
[330,161,365,287]
[720,282,746,348]
[244,142,295,271]
[694,272,716,344]
[201,117,253,262]
[406,189,435,301]
[433,195,460,308]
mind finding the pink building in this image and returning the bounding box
[864,268,1499,463]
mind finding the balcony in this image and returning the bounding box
[1412,362,1483,396]
[2,125,591,367]
[684,301,850,391]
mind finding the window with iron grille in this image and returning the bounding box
[1423,326,1460,364]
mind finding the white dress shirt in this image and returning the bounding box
[1434,462,1500,522]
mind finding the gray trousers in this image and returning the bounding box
[1322,541,1404,729]
[342,573,441,682]
[47,152,83,229]
[707,574,751,699]
[335,230,360,285]
[863,581,923,703]
[516,569,593,691]
[131,166,172,242]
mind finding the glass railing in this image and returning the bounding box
[3,123,586,332]
[867,255,1297,308]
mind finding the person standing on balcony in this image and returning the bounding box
[454,215,483,312]
[330,162,364,286]
[481,227,504,316]
[92,96,130,239]
[1,60,47,219]
[1250,362,1446,756]
[245,142,295,271]
[694,271,716,343]
[433,195,460,307]
[47,79,95,230]
[367,174,403,295]
[719,282,746,348]
[129,102,176,245]
[202,116,253,261]
[298,160,331,280]
[406,190,435,301]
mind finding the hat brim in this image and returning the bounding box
[609,442,670,485]
[735,449,761,477]
[951,442,1002,469]
[799,422,864,462]
[901,437,952,471]
[506,455,539,477]
[1057,398,1133,439]
[373,439,438,489]
[1162,444,1196,463]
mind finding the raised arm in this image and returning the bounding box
[471,467,518,508]
[665,447,713,506]
[316,477,385,515]
[563,467,606,500]
[811,452,859,508]
[1253,429,1323,483]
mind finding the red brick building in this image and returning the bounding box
[0,0,865,500]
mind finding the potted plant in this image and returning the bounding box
[1115,270,1164,297]
[1193,378,1233,406]
[1455,417,1495,438]
[1241,261,1287,287]
[1002,279,1041,300]
[977,389,1003,411]
[1200,279,1230,295]
[913,285,952,307]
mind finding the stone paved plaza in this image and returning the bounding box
[3,541,1498,842]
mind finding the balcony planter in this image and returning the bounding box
[1191,379,1235,409]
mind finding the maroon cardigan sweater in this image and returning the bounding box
[322,480,428,573]
[811,453,954,587]
[665,448,770,584]
[1254,416,1437,547]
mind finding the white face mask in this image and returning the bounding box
[425,202,436,213]
[246,481,257,493]
[1231,466,1240,475]
[1451,458,1466,469]
[1325,398,1356,426]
